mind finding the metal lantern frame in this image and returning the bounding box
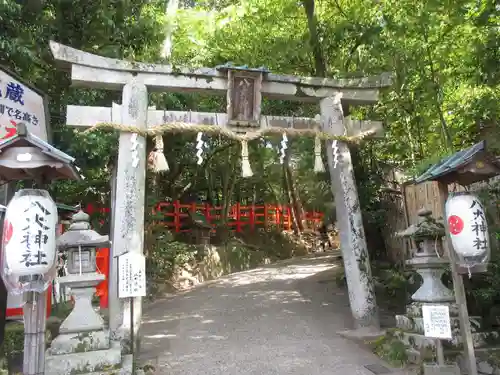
[0,123,79,183]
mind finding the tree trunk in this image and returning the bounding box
[221,149,237,222]
[161,0,180,60]
[221,166,230,222]
[267,182,281,204]
[283,165,300,232]
[286,163,307,230]
[283,149,303,233]
[422,30,453,151]
[205,168,215,205]
[302,0,326,76]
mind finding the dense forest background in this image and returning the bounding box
[0,0,499,272]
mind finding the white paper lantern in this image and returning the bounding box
[445,192,490,261]
[1,189,58,293]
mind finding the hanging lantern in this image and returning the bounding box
[445,192,490,270]
[1,189,58,294]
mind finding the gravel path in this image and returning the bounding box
[139,252,409,375]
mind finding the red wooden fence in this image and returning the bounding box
[86,201,324,233]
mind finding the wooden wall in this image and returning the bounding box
[380,176,500,264]
[403,181,448,223]
[403,177,500,225]
[380,188,407,264]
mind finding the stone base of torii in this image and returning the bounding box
[48,40,392,373]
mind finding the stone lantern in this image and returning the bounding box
[394,208,458,359]
[45,210,123,374]
[400,208,454,305]
[395,208,498,372]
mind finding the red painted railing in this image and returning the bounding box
[86,201,324,232]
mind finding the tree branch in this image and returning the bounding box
[301,0,327,76]
[332,0,349,19]
[422,29,453,151]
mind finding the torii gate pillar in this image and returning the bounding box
[108,79,148,348]
[321,95,380,333]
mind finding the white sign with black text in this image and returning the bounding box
[0,69,48,141]
[422,304,452,340]
[118,252,146,298]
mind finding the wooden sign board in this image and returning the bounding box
[226,70,263,129]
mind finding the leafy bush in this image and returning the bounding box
[50,300,73,320]
[2,323,24,360]
[0,321,57,373]
[235,226,307,259]
[369,329,409,367]
[146,237,199,295]
[371,261,415,312]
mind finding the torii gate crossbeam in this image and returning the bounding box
[50,41,390,104]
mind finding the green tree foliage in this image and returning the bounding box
[0,0,166,206]
[0,0,498,243]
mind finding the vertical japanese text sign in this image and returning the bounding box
[446,192,490,262]
[118,252,146,298]
[0,68,48,142]
[422,304,452,340]
[1,190,57,294]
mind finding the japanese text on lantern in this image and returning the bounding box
[470,199,487,252]
[0,69,47,141]
[21,201,51,268]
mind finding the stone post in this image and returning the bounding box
[108,78,148,346]
[320,95,380,332]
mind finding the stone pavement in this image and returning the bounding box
[139,252,411,375]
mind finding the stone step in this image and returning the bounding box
[401,330,500,352]
[45,344,122,375]
[406,341,500,373]
[421,363,461,375]
[47,330,111,355]
[57,355,139,375]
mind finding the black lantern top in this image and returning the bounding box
[0,123,80,183]
[415,140,500,186]
[57,210,110,250]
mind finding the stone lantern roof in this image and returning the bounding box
[57,210,110,250]
[396,208,445,242]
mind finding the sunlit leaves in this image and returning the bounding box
[2,0,498,220]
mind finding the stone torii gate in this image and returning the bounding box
[50,41,391,344]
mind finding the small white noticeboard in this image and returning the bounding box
[422,304,452,340]
[118,252,146,298]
